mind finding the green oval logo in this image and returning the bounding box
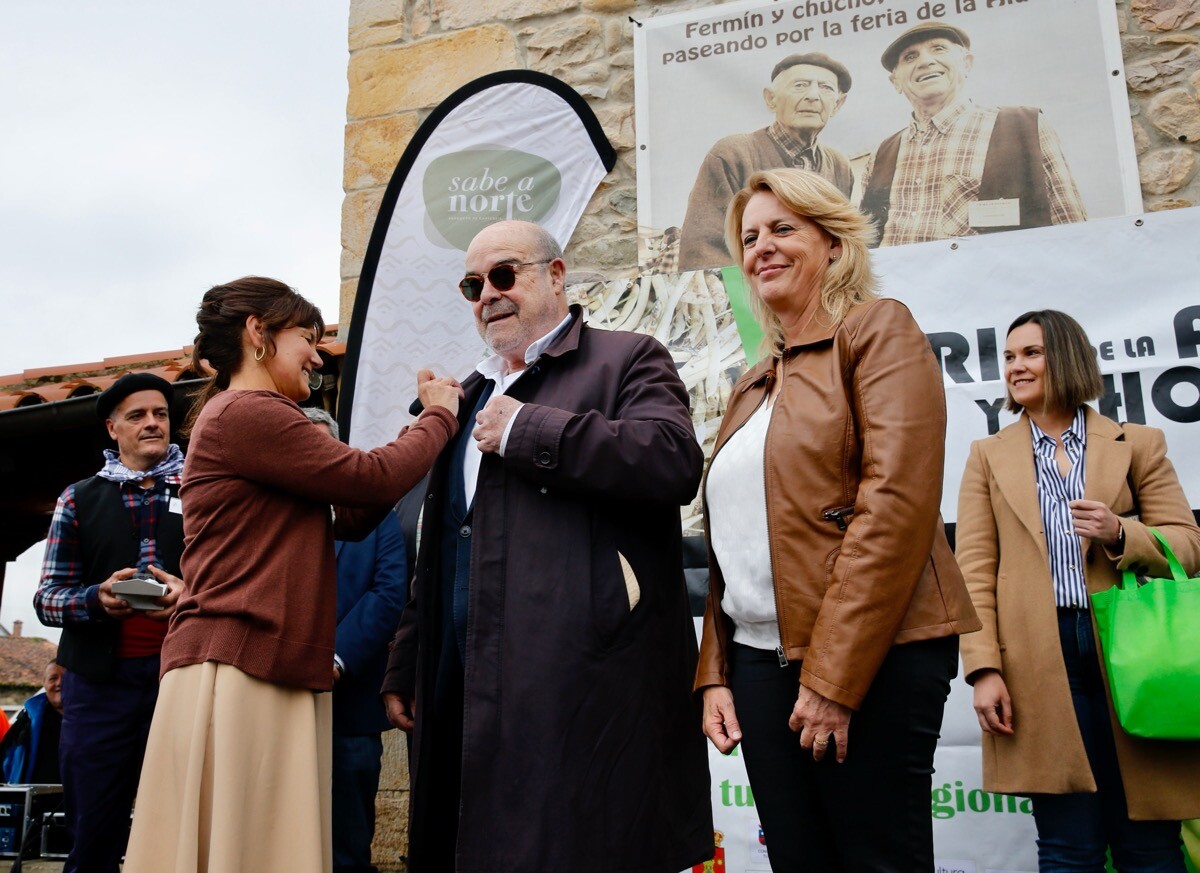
[423,149,562,250]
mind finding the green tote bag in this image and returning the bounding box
[1091,528,1200,740]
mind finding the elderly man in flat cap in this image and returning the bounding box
[861,20,1086,247]
[34,372,185,873]
[678,51,854,271]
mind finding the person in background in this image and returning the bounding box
[697,168,980,871]
[33,372,185,873]
[381,220,712,873]
[1,659,66,784]
[122,276,460,873]
[303,407,408,873]
[679,52,854,271]
[957,309,1200,871]
[860,21,1085,246]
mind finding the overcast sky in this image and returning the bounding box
[1,0,352,642]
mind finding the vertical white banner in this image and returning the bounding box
[340,72,615,449]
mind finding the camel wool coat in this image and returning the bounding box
[957,408,1200,820]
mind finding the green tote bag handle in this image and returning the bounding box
[1091,527,1200,740]
[1122,528,1190,589]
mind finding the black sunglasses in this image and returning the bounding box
[458,260,552,301]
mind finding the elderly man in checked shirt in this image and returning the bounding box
[860,21,1086,247]
[34,372,184,873]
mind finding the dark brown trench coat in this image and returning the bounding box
[384,307,713,873]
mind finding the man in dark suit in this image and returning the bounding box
[304,408,408,873]
[380,220,712,873]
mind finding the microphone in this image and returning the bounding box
[409,397,424,416]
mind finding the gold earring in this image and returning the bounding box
[254,346,265,362]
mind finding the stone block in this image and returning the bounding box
[341,187,386,279]
[436,0,575,30]
[1126,45,1200,92]
[611,50,634,69]
[349,0,405,51]
[344,113,420,191]
[339,278,360,331]
[566,61,610,85]
[348,26,520,118]
[527,16,604,74]
[379,729,411,790]
[605,19,630,54]
[594,105,636,150]
[1147,87,1200,143]
[1157,33,1200,44]
[1131,0,1200,33]
[1138,146,1198,193]
[413,0,432,38]
[1148,196,1195,209]
[584,0,636,11]
[612,70,634,102]
[373,791,411,868]
[572,233,638,274]
[609,187,637,217]
[1133,119,1153,154]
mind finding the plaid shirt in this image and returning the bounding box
[866,99,1086,247]
[766,121,826,174]
[34,469,182,626]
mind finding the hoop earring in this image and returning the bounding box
[254,346,265,363]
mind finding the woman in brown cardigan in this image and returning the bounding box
[123,277,461,873]
[957,309,1200,872]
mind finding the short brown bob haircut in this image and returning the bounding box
[1005,310,1103,415]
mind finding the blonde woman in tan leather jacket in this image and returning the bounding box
[696,168,980,872]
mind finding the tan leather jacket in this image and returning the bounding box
[696,298,980,709]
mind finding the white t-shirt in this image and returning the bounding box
[705,397,780,651]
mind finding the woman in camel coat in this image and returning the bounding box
[957,309,1200,872]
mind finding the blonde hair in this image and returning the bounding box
[724,169,878,359]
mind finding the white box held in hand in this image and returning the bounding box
[110,574,168,610]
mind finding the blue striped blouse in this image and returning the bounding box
[1030,408,1089,608]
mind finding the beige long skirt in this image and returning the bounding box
[123,661,332,873]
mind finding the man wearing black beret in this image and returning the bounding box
[34,372,185,873]
[861,21,1086,247]
[679,51,854,271]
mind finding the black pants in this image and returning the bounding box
[60,655,159,873]
[1029,609,1184,872]
[728,636,957,873]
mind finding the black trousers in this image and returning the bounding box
[60,655,160,873]
[728,636,957,873]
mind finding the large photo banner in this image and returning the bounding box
[340,71,615,448]
[634,0,1138,271]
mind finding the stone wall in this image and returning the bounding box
[1124,0,1200,207]
[343,0,1200,868]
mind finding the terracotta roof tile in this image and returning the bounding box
[0,637,57,688]
[0,327,343,405]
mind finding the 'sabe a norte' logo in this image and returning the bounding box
[423,149,562,250]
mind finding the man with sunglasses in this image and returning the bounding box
[381,220,713,873]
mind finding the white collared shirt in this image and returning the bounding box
[462,311,574,506]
